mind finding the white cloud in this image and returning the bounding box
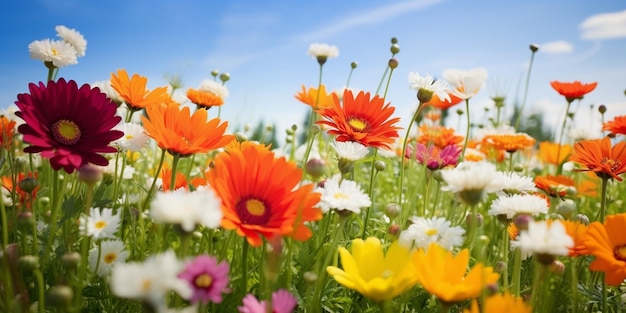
[580,10,626,40]
[538,40,574,54]
[294,0,446,42]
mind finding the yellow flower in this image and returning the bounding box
[464,293,532,313]
[413,243,499,303]
[326,237,417,302]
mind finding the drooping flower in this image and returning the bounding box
[295,85,334,110]
[207,142,322,247]
[326,237,418,302]
[539,142,572,166]
[178,255,230,304]
[55,25,87,57]
[407,72,450,103]
[399,216,465,251]
[79,207,121,240]
[603,115,626,136]
[443,68,488,100]
[488,194,549,220]
[307,43,339,65]
[550,81,597,103]
[110,69,169,111]
[150,185,223,232]
[464,293,532,313]
[582,213,626,286]
[412,243,499,303]
[28,39,77,68]
[512,220,573,264]
[15,79,123,173]
[316,174,371,214]
[88,240,128,277]
[317,90,401,150]
[142,103,234,157]
[238,289,297,313]
[568,136,626,181]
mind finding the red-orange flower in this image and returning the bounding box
[317,89,401,150]
[424,92,463,110]
[539,142,572,166]
[295,85,334,110]
[110,69,169,111]
[0,115,16,148]
[207,142,322,247]
[142,104,234,157]
[186,88,224,109]
[1,172,39,209]
[568,136,626,181]
[603,115,626,136]
[582,213,626,286]
[417,124,463,149]
[535,175,575,197]
[560,220,588,257]
[160,167,188,191]
[482,133,536,153]
[550,81,597,103]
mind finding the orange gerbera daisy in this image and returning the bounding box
[425,92,463,110]
[482,133,536,153]
[142,103,234,157]
[560,220,588,257]
[603,114,626,136]
[295,85,334,111]
[534,175,575,197]
[0,115,16,148]
[317,89,401,150]
[206,142,322,247]
[110,69,169,111]
[186,88,224,110]
[550,81,597,103]
[568,136,626,181]
[464,293,532,313]
[582,213,626,286]
[417,124,464,149]
[539,142,572,166]
[160,167,188,191]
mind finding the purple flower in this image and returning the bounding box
[177,255,229,304]
[238,289,297,313]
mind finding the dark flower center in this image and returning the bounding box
[614,245,626,261]
[52,119,81,145]
[236,197,270,225]
[601,157,619,172]
[194,273,213,288]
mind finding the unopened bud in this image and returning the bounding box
[374,160,386,172]
[529,43,539,52]
[310,124,321,135]
[466,213,483,228]
[572,214,590,226]
[306,158,326,180]
[18,255,40,271]
[388,224,401,237]
[548,260,565,275]
[350,61,358,69]
[494,261,507,274]
[485,283,499,296]
[598,105,606,114]
[388,58,399,69]
[385,203,400,219]
[304,271,318,284]
[18,177,38,193]
[219,72,230,83]
[78,164,103,186]
[17,212,35,228]
[46,286,74,308]
[513,214,533,231]
[390,37,398,44]
[556,199,576,219]
[210,70,219,78]
[61,252,81,270]
[390,44,400,55]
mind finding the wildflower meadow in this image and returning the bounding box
[2,25,626,313]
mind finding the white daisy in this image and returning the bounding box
[512,220,573,259]
[307,43,339,59]
[317,174,371,213]
[55,25,87,57]
[199,79,229,100]
[399,216,465,251]
[150,185,223,232]
[407,72,450,103]
[440,162,502,205]
[79,207,121,239]
[28,39,78,68]
[113,122,150,152]
[89,240,128,277]
[92,80,123,104]
[111,250,192,311]
[496,171,537,194]
[443,68,488,100]
[331,140,369,161]
[488,194,549,219]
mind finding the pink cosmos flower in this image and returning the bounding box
[407,143,461,170]
[177,255,230,304]
[238,289,297,313]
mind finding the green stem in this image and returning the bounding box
[42,170,62,268]
[0,194,7,248]
[461,99,471,160]
[502,227,510,291]
[362,150,378,238]
[570,258,578,313]
[530,262,546,308]
[382,66,395,100]
[34,268,45,313]
[511,248,522,297]
[601,273,607,313]
[514,49,537,131]
[598,177,609,223]
[375,66,389,95]
[398,103,425,211]
[241,238,249,293]
[169,154,181,191]
[142,149,166,210]
[555,100,572,175]
[310,215,345,312]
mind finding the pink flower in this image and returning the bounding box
[238,289,297,313]
[407,143,461,170]
[177,255,229,304]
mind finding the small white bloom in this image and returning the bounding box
[496,171,537,194]
[408,72,450,103]
[317,174,371,213]
[488,194,549,219]
[443,68,488,100]
[92,80,123,104]
[199,79,229,100]
[79,208,121,239]
[55,25,87,57]
[89,240,128,277]
[307,43,339,59]
[331,141,369,161]
[150,186,223,232]
[441,162,502,194]
[1,187,13,206]
[512,220,573,257]
[568,127,600,142]
[113,122,150,152]
[399,216,465,250]
[28,39,78,68]
[100,158,136,180]
[111,250,192,310]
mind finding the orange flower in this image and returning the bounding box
[568,136,626,181]
[560,220,588,257]
[482,133,536,153]
[535,175,575,197]
[417,124,463,149]
[464,293,532,313]
[186,88,224,109]
[142,103,234,157]
[0,115,16,148]
[206,142,322,247]
[550,81,597,103]
[110,69,169,111]
[160,167,188,191]
[1,172,39,209]
[603,115,626,136]
[295,85,334,111]
[582,213,626,286]
[317,89,401,150]
[425,92,463,110]
[539,142,572,166]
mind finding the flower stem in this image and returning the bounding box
[398,103,425,211]
[598,177,609,223]
[555,100,572,175]
[241,238,249,293]
[170,154,181,191]
[310,215,345,312]
[570,258,579,313]
[34,268,45,313]
[461,99,471,160]
[514,49,537,131]
[42,170,62,269]
[362,150,378,238]
[511,248,522,297]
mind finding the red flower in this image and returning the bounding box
[568,136,626,181]
[15,79,123,173]
[550,81,597,103]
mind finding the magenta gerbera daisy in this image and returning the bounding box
[178,255,230,304]
[15,78,123,173]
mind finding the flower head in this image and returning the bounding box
[150,186,223,232]
[512,220,573,263]
[560,220,588,257]
[568,136,626,181]
[112,122,149,152]
[178,255,230,304]
[550,81,597,103]
[330,140,369,161]
[238,289,297,313]
[55,25,87,57]
[295,85,334,110]
[496,171,537,194]
[317,174,371,214]
[407,72,450,103]
[317,89,401,150]
[88,240,128,277]
[326,237,418,302]
[79,207,121,240]
[15,79,123,173]
[443,68,488,100]
[417,124,464,149]
[464,293,532,313]
[582,213,626,285]
[399,216,465,251]
[142,103,234,157]
[488,194,549,220]
[408,143,461,170]
[534,175,575,197]
[207,142,322,247]
[603,115,626,136]
[110,69,169,111]
[539,142,572,166]
[28,39,77,68]
[440,161,502,205]
[482,133,536,153]
[307,43,339,65]
[0,115,16,148]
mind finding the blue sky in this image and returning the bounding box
[2,0,625,143]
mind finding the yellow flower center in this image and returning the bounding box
[94,221,107,229]
[246,199,266,216]
[125,134,134,140]
[614,245,626,261]
[602,157,619,172]
[51,47,59,56]
[141,279,152,291]
[333,192,350,200]
[195,274,214,288]
[103,253,117,264]
[52,119,81,145]
[348,118,368,131]
[425,228,438,236]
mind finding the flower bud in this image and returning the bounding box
[417,88,434,104]
[572,213,590,226]
[310,124,321,135]
[485,283,499,296]
[494,261,507,274]
[388,58,399,69]
[18,255,40,271]
[46,285,74,308]
[219,72,230,83]
[18,177,38,193]
[61,252,81,270]
[390,37,398,44]
[78,164,103,186]
[390,43,400,55]
[556,199,576,219]
[529,43,539,52]
[350,61,358,69]
[385,203,401,219]
[17,212,35,228]
[513,214,533,231]
[304,271,318,284]
[548,260,565,275]
[374,160,386,172]
[388,223,401,238]
[466,213,483,228]
[210,69,219,78]
[306,158,326,180]
[598,105,606,114]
